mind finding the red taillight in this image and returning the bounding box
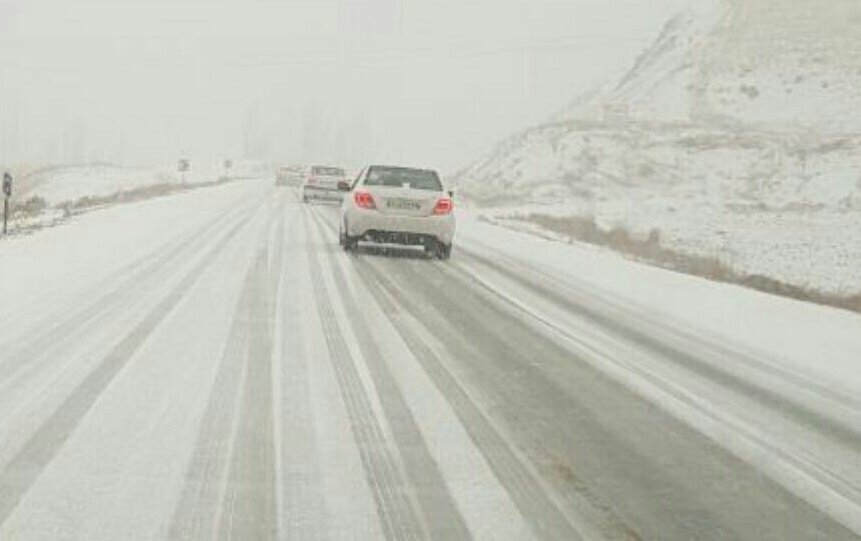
[433,197,453,215]
[354,191,376,209]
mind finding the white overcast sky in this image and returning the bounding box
[0,0,689,170]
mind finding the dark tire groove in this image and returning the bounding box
[457,249,861,460]
[308,211,472,541]
[355,250,856,540]
[0,204,257,527]
[304,211,426,541]
[0,200,257,388]
[351,257,588,541]
[169,206,280,541]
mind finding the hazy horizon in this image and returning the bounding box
[0,0,689,172]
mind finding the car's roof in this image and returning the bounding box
[366,165,439,174]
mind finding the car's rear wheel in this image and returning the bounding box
[340,221,358,252]
[427,240,451,260]
[438,243,452,260]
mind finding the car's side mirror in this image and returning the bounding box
[337,180,351,192]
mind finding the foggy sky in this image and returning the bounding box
[0,0,689,171]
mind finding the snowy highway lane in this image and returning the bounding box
[1,178,860,540]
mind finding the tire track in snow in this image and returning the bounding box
[452,248,861,536]
[216,250,277,540]
[364,254,859,540]
[217,209,282,540]
[303,210,427,541]
[0,200,258,391]
[308,211,471,541]
[167,265,253,540]
[169,206,280,541]
[308,205,596,538]
[274,201,330,540]
[301,205,860,539]
[351,258,587,541]
[0,202,261,471]
[0,204,258,527]
[457,248,861,447]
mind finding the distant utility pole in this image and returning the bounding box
[2,171,12,235]
[178,159,190,184]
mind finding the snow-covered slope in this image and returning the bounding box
[18,164,170,206]
[698,0,861,132]
[561,1,725,124]
[456,0,861,299]
[562,0,861,132]
[2,161,263,235]
[16,163,231,207]
[459,122,861,295]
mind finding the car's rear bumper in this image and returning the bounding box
[303,186,342,200]
[345,210,455,245]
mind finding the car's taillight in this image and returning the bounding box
[354,191,376,209]
[433,197,453,215]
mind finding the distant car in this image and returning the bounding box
[338,165,455,259]
[275,165,303,186]
[302,165,346,202]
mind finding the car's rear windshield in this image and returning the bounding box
[365,166,443,191]
[312,166,345,176]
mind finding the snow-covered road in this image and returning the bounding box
[0,178,859,540]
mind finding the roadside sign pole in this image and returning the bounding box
[178,159,190,184]
[2,172,11,235]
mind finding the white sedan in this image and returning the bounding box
[338,165,455,259]
[302,165,347,203]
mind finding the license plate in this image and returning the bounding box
[386,198,421,211]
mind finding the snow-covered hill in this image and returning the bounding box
[456,0,861,300]
[562,0,861,132]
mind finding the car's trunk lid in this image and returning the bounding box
[365,186,440,217]
[307,174,343,190]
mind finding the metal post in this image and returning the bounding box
[2,172,11,235]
